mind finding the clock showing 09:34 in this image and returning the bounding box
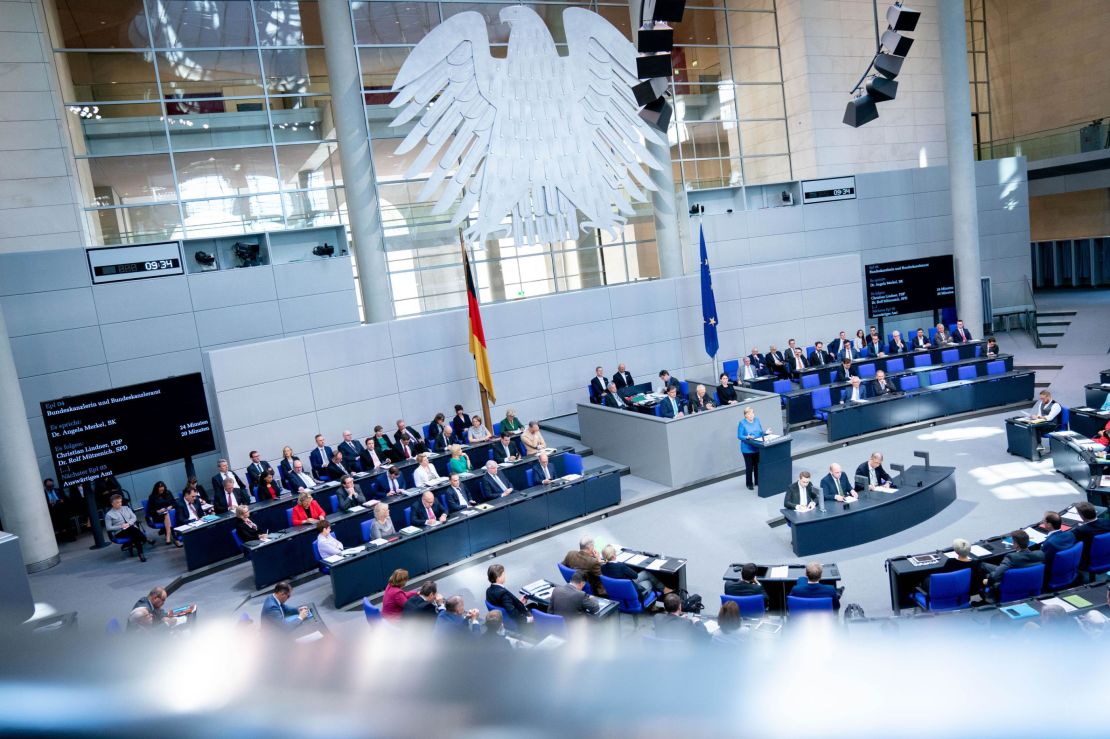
[86,242,186,284]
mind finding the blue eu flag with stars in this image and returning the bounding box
[699,224,719,359]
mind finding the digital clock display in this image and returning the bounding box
[87,242,185,284]
[801,176,857,204]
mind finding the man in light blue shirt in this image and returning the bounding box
[659,385,684,418]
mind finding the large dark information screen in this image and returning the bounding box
[865,255,956,318]
[41,373,215,487]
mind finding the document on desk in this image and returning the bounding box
[347,505,366,513]
[368,538,388,546]
[625,554,649,567]
[970,545,992,557]
[943,550,958,559]
[342,546,365,555]
[646,558,668,570]
[324,554,344,564]
[702,619,720,635]
[1062,508,1083,523]
[761,433,780,441]
[562,473,582,481]
[769,565,790,579]
[1101,475,1110,488]
[1023,527,1047,544]
[614,550,634,564]
[1039,596,1077,613]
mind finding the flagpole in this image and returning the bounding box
[460,229,493,425]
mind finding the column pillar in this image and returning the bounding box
[628,0,684,278]
[939,0,984,332]
[0,304,59,572]
[318,1,394,323]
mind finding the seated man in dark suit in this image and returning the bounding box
[324,449,354,481]
[309,435,333,478]
[820,463,856,504]
[809,341,832,366]
[377,466,406,498]
[837,340,860,362]
[479,460,513,501]
[871,369,897,397]
[589,366,608,403]
[485,563,533,626]
[658,369,681,395]
[601,381,628,409]
[746,347,765,374]
[450,405,472,444]
[563,535,605,596]
[765,345,787,378]
[213,477,252,514]
[912,328,931,350]
[981,529,1044,594]
[336,475,367,512]
[790,563,841,610]
[786,347,808,378]
[244,451,273,490]
[550,571,601,618]
[211,459,248,504]
[338,431,365,470]
[401,581,443,621]
[1037,510,1077,576]
[409,490,446,527]
[491,431,520,463]
[175,488,205,526]
[854,452,893,492]
[658,385,684,418]
[443,473,475,512]
[359,437,388,471]
[828,331,849,358]
[784,470,819,511]
[1072,501,1110,571]
[724,562,770,606]
[985,336,1000,356]
[864,333,885,358]
[531,453,558,486]
[834,358,854,384]
[600,544,665,602]
[612,363,634,390]
[393,435,417,462]
[888,330,908,354]
[394,420,426,454]
[840,375,869,403]
[652,592,710,640]
[286,460,321,494]
[952,319,973,343]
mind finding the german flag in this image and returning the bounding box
[462,244,496,404]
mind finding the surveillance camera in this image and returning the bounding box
[194,251,216,266]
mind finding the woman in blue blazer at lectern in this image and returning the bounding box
[737,407,769,492]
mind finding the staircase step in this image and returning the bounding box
[1040,343,1059,349]
[1014,364,1064,371]
[1036,320,1071,326]
[1036,311,1078,317]
[1040,332,1066,337]
[1034,381,1052,389]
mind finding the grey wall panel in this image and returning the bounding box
[749,232,805,264]
[194,301,283,348]
[543,322,615,363]
[737,261,800,298]
[551,388,586,416]
[10,326,106,377]
[741,292,805,328]
[310,357,399,410]
[223,412,321,473]
[207,336,308,392]
[744,319,807,352]
[615,309,681,349]
[277,291,359,335]
[393,345,473,393]
[614,342,682,383]
[799,253,860,289]
[315,397,406,442]
[481,300,535,340]
[217,376,316,432]
[272,258,353,299]
[673,274,699,308]
[608,278,676,318]
[92,276,192,323]
[18,364,112,418]
[491,395,553,425]
[0,287,97,337]
[107,348,204,389]
[304,321,393,372]
[802,225,861,258]
[100,313,199,363]
[804,311,862,346]
[0,248,89,296]
[710,238,751,269]
[857,168,914,197]
[187,267,277,311]
[546,349,618,394]
[202,333,286,355]
[913,189,952,218]
[538,288,611,330]
[802,199,860,230]
[746,204,803,237]
[388,309,467,357]
[399,378,480,426]
[803,283,863,317]
[488,362,551,406]
[856,194,916,224]
[486,331,548,373]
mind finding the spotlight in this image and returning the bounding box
[866,76,898,102]
[636,53,673,80]
[873,53,904,79]
[632,77,669,107]
[312,242,335,258]
[232,241,261,267]
[637,26,674,54]
[646,0,686,23]
[193,251,216,266]
[886,3,920,32]
[638,95,673,133]
[881,28,914,57]
[843,95,879,128]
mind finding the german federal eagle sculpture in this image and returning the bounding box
[389,6,667,246]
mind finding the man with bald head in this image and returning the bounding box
[338,430,365,470]
[820,463,857,505]
[531,452,557,485]
[410,489,446,527]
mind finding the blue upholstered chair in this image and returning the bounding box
[720,593,766,618]
[912,569,972,612]
[997,564,1044,603]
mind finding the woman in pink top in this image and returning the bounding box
[381,568,417,619]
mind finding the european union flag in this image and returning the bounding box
[699,224,719,359]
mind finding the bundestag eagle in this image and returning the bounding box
[389,6,667,246]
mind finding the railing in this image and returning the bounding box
[978,118,1110,162]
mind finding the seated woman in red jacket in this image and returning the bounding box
[291,491,326,526]
[255,468,283,501]
[1093,420,1110,447]
[381,568,418,620]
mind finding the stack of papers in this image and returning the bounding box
[614,550,634,564]
[646,558,668,570]
[1063,594,1093,608]
[768,565,790,579]
[341,545,365,555]
[347,505,366,513]
[399,526,421,535]
[562,473,582,482]
[702,619,720,635]
[625,554,649,566]
[1062,507,1084,523]
[1039,596,1077,613]
[970,544,992,557]
[368,538,388,546]
[323,554,344,564]
[1023,527,1047,544]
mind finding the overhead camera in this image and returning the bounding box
[232,241,261,267]
[193,251,216,267]
[688,204,705,215]
[312,242,335,258]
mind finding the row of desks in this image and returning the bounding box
[739,341,987,392]
[328,468,622,607]
[784,355,1013,425]
[176,438,570,571]
[1048,431,1109,490]
[722,563,842,611]
[1084,382,1110,409]
[823,371,1034,441]
[884,503,1103,611]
